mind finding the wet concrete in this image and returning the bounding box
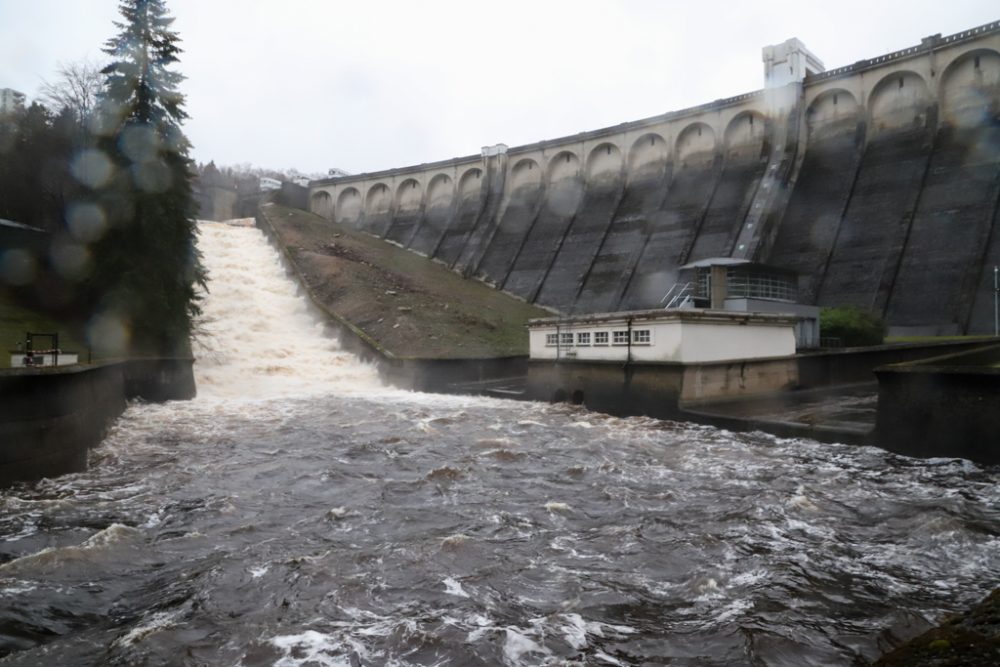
[681,382,878,445]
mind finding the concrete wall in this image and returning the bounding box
[875,344,1000,463]
[526,356,800,419]
[309,22,1000,333]
[0,359,195,486]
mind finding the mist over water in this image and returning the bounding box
[1,221,999,665]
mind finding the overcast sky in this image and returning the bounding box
[1,1,996,176]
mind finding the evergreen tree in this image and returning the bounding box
[88,0,205,356]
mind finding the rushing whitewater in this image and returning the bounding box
[1,222,999,666]
[194,220,383,399]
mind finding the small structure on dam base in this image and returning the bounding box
[528,310,797,364]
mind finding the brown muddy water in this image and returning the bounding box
[1,222,998,666]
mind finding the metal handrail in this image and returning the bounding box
[661,282,694,309]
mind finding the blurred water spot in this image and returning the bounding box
[0,249,37,286]
[67,203,107,242]
[88,314,130,357]
[50,239,91,280]
[71,149,114,189]
[120,124,159,164]
[133,160,172,193]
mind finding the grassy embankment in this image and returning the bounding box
[259,204,551,359]
[0,293,89,369]
[885,335,996,344]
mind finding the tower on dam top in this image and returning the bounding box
[762,38,825,87]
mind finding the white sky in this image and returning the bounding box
[1,1,996,175]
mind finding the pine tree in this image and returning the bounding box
[88,0,205,357]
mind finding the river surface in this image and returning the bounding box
[2,221,999,666]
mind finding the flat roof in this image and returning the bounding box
[528,308,799,328]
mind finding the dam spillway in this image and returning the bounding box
[1,220,1000,664]
[309,21,1000,335]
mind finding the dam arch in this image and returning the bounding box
[511,157,544,190]
[806,89,861,140]
[310,190,333,219]
[426,173,454,211]
[586,142,624,184]
[723,111,767,151]
[410,173,455,256]
[676,122,716,166]
[432,167,485,267]
[868,70,932,135]
[544,151,584,217]
[458,167,483,197]
[361,183,392,235]
[939,49,1000,126]
[471,157,545,288]
[384,178,425,246]
[334,187,361,226]
[395,178,423,210]
[627,133,669,182]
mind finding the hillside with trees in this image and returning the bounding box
[0,0,205,359]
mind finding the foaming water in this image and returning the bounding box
[1,222,999,665]
[194,220,383,399]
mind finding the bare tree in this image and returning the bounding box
[37,59,104,127]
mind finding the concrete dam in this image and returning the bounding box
[309,22,1000,335]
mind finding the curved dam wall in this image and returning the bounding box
[311,22,1000,334]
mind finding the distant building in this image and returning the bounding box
[0,88,26,114]
[259,176,281,191]
[291,176,311,187]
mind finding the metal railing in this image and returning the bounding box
[661,282,695,309]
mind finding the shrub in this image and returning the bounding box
[820,306,885,347]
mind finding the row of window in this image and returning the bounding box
[545,329,652,347]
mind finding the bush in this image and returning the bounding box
[820,306,885,347]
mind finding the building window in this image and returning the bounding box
[576,332,591,346]
[612,330,630,345]
[594,331,609,345]
[545,333,558,347]
[633,329,651,345]
[560,332,574,347]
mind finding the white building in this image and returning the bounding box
[0,88,26,114]
[529,310,797,364]
[10,350,79,368]
[259,176,281,191]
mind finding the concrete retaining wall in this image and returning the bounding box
[875,344,1000,463]
[526,339,995,426]
[0,359,195,486]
